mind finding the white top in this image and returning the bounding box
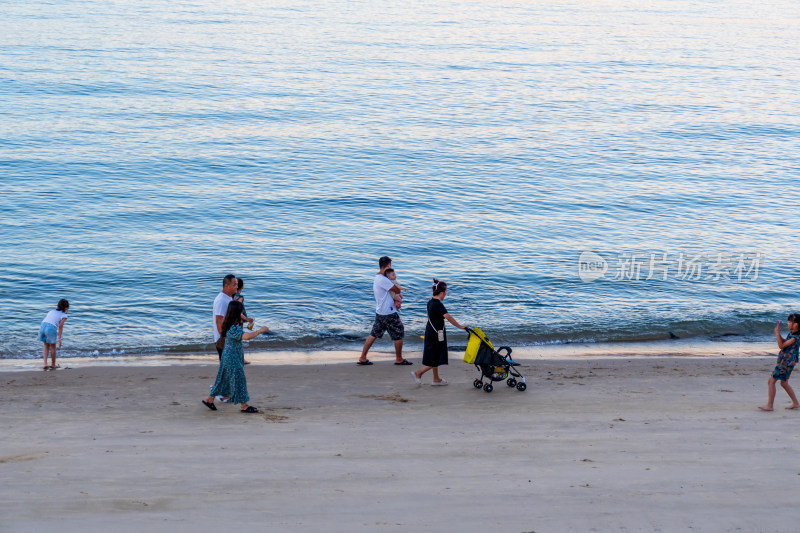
[212,292,233,342]
[373,274,397,315]
[42,309,67,327]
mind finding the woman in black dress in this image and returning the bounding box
[412,279,467,386]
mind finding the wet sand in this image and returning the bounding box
[2,355,797,532]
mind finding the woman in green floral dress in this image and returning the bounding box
[202,301,269,413]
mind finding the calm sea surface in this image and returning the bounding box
[2,0,799,359]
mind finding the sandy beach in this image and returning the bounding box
[2,353,798,532]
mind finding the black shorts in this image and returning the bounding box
[370,313,404,341]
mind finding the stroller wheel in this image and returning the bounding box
[516,382,527,392]
[483,383,493,393]
[473,379,483,389]
[507,378,517,387]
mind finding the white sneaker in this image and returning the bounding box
[411,371,421,386]
[430,380,449,386]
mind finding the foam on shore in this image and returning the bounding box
[0,336,774,373]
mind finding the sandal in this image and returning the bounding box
[356,360,373,365]
[241,406,259,413]
[202,400,217,411]
[394,359,413,365]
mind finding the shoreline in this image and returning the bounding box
[1,330,776,360]
[0,337,775,372]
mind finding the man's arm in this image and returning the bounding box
[378,275,396,291]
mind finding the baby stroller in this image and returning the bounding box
[463,327,526,393]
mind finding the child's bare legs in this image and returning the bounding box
[759,377,778,411]
[781,380,800,409]
[50,344,58,369]
[42,343,58,369]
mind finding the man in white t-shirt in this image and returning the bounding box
[213,274,238,360]
[357,256,410,366]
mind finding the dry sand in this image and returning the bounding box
[2,354,798,532]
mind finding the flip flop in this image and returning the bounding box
[356,360,373,365]
[394,359,413,365]
[241,406,259,413]
[202,400,217,411]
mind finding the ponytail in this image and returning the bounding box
[432,278,447,296]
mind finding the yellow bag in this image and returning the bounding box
[464,327,493,364]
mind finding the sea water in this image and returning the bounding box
[1,0,799,359]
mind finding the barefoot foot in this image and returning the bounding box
[758,406,774,411]
[786,404,800,410]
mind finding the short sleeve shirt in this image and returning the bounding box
[427,298,447,331]
[779,333,800,364]
[374,274,397,315]
[213,292,232,342]
[42,310,67,327]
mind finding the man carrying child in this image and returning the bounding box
[357,256,412,366]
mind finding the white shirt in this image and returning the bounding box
[213,292,233,342]
[373,274,397,315]
[42,310,67,327]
